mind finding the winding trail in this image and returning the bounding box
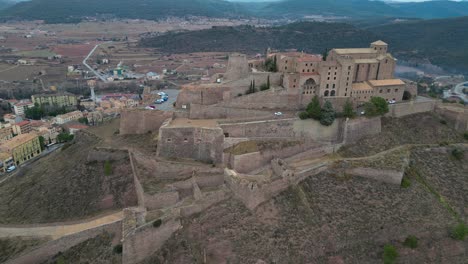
[0,211,123,240]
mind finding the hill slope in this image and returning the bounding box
[369,16,468,71]
[0,0,247,23]
[140,22,378,54]
[392,0,468,19]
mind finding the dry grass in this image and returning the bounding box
[0,237,49,263]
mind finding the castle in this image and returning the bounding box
[175,41,409,114]
[272,40,405,104]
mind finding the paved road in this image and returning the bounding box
[83,42,112,83]
[0,211,123,239]
[444,81,468,103]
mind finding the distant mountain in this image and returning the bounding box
[0,0,247,23]
[259,0,401,18]
[392,1,468,19]
[256,0,468,19]
[0,0,16,10]
[369,16,468,71]
[140,22,378,54]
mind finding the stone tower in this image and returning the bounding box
[224,53,249,81]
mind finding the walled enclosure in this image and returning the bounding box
[157,119,225,164]
[120,109,173,135]
[435,104,468,132]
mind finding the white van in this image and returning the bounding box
[6,166,16,173]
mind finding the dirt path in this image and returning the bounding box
[0,211,123,240]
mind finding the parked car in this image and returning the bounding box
[388,100,396,104]
[145,105,156,110]
[162,95,169,102]
[6,166,16,173]
[155,99,164,104]
[274,112,283,116]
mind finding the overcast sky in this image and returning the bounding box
[227,0,460,2]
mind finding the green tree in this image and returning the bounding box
[342,99,355,118]
[78,117,89,125]
[299,111,309,120]
[320,101,336,126]
[364,97,389,117]
[57,132,74,143]
[38,136,46,151]
[104,160,112,176]
[260,83,269,91]
[306,95,321,120]
[322,48,329,61]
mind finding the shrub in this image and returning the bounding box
[153,219,162,228]
[299,111,309,120]
[342,99,355,118]
[401,177,411,188]
[463,132,468,140]
[320,101,336,126]
[451,148,465,160]
[260,83,269,91]
[237,93,242,97]
[403,235,418,248]
[104,160,112,175]
[450,223,468,240]
[383,244,398,264]
[113,244,123,254]
[306,95,321,120]
[365,97,389,117]
[440,119,447,125]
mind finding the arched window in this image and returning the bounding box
[324,90,329,97]
[331,90,336,97]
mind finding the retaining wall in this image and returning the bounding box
[122,217,181,264]
[120,109,173,135]
[386,99,436,118]
[346,167,404,185]
[343,117,382,144]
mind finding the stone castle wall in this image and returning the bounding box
[343,117,382,144]
[386,99,436,118]
[221,118,343,143]
[435,104,468,132]
[120,109,173,135]
[122,216,182,264]
[189,103,273,120]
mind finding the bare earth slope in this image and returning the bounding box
[0,132,137,224]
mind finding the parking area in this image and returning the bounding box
[147,89,180,111]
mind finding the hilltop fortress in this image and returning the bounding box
[175,41,408,116]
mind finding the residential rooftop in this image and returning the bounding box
[352,82,373,91]
[333,48,377,55]
[0,133,38,151]
[368,79,405,86]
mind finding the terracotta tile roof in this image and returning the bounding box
[0,133,38,151]
[368,79,405,87]
[352,82,373,91]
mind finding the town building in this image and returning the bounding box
[0,127,13,143]
[273,40,405,104]
[0,133,42,166]
[54,111,84,125]
[12,120,32,135]
[13,101,34,116]
[31,93,78,109]
[3,114,17,124]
